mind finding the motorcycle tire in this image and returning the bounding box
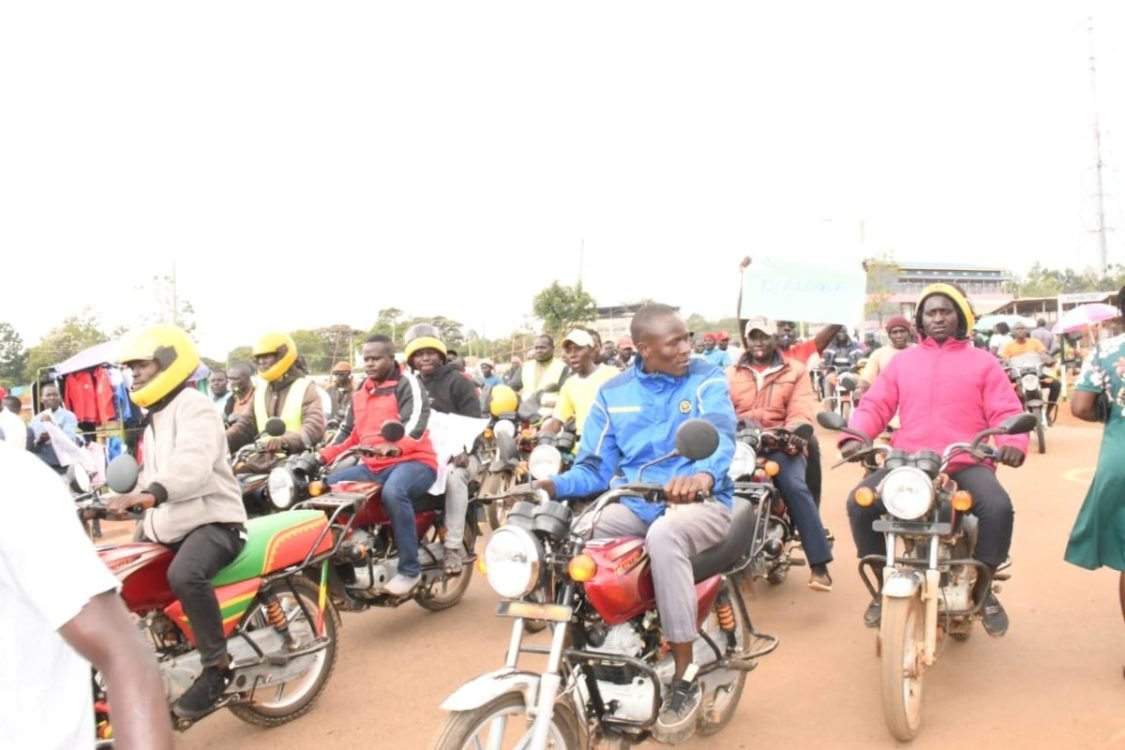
[228,576,341,727]
[879,595,925,741]
[429,690,579,750]
[1035,420,1046,454]
[697,581,751,736]
[483,471,515,531]
[416,519,476,612]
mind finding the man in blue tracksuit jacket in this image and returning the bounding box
[534,303,736,743]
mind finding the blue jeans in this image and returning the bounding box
[326,461,437,577]
[769,451,833,567]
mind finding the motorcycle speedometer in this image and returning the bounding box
[878,467,934,520]
[484,526,542,599]
[268,467,296,510]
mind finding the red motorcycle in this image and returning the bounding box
[299,421,481,612]
[433,420,778,749]
[81,458,342,745]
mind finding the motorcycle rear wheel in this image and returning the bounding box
[879,594,925,741]
[416,519,476,612]
[482,470,515,530]
[698,584,750,736]
[228,576,340,727]
[430,690,579,750]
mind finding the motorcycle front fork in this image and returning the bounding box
[883,532,941,666]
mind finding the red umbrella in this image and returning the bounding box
[1052,303,1120,334]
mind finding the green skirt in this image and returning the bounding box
[1065,421,1125,572]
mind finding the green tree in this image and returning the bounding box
[226,346,254,366]
[0,323,28,385]
[25,310,111,380]
[368,307,406,345]
[532,282,597,341]
[864,257,901,323]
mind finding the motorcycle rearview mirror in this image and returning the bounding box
[675,418,720,461]
[380,420,406,442]
[264,417,287,437]
[67,464,92,494]
[106,455,140,494]
[999,412,1038,435]
[528,444,563,480]
[817,411,846,430]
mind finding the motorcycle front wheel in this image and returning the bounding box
[416,518,476,612]
[1033,407,1046,454]
[482,470,515,530]
[879,594,925,741]
[430,691,579,750]
[228,576,341,727]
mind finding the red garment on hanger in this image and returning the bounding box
[64,371,98,423]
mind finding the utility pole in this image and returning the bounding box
[1089,17,1111,277]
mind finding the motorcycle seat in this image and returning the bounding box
[689,497,756,583]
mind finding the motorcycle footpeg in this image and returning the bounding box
[788,557,807,567]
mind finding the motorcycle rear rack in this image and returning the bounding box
[857,554,996,617]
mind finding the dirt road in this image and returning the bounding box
[177,420,1124,749]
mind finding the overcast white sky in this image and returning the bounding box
[3,2,1125,359]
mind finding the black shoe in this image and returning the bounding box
[173,664,232,720]
[980,593,1009,637]
[654,677,702,744]
[864,599,882,628]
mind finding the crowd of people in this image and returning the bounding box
[3,279,1125,748]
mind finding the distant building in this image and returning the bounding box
[874,261,1014,319]
[592,303,680,341]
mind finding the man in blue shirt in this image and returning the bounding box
[533,304,735,743]
[29,384,80,474]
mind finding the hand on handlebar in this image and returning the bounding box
[531,479,557,499]
[664,473,713,504]
[106,492,155,519]
[264,438,288,452]
[994,446,1025,468]
[840,439,864,459]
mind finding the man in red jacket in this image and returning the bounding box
[318,335,438,596]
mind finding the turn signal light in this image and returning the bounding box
[855,487,876,507]
[568,555,598,582]
[476,558,488,575]
[764,461,781,477]
[308,481,326,497]
[952,490,973,512]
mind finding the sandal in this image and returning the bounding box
[443,546,464,576]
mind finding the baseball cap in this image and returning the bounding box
[563,329,596,348]
[744,316,778,337]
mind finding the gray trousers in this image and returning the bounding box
[593,501,732,643]
[444,454,480,547]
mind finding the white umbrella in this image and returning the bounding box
[1052,303,1120,334]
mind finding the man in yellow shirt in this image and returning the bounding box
[540,328,620,439]
[1001,322,1060,410]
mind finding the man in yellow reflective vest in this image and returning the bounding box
[226,332,326,462]
[508,334,569,398]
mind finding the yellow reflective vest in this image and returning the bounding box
[253,376,310,434]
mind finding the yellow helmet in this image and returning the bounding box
[253,331,298,382]
[119,324,201,408]
[488,384,519,417]
[403,323,448,364]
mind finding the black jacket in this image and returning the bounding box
[419,364,481,417]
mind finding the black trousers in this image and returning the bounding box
[165,524,246,667]
[846,465,1013,568]
[805,433,823,508]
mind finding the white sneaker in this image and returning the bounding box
[384,573,421,596]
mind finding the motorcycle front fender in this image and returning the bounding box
[439,667,541,713]
[882,570,924,599]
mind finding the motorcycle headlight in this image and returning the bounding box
[484,526,542,599]
[493,419,516,440]
[1020,373,1040,392]
[528,444,563,480]
[68,464,91,494]
[728,441,757,480]
[267,467,296,510]
[879,467,934,520]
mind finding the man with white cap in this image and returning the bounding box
[540,328,620,440]
[726,316,833,591]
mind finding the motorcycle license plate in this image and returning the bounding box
[497,600,572,622]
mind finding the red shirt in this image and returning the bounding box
[783,340,818,365]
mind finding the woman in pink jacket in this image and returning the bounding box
[840,284,1028,636]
